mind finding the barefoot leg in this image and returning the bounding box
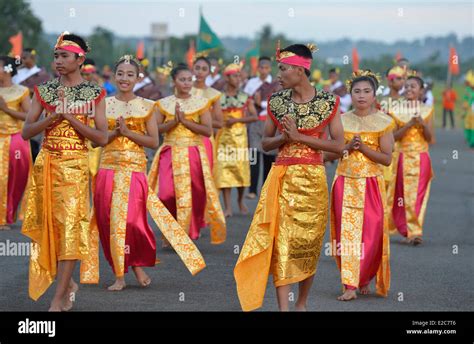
[222,188,233,217]
[337,286,357,301]
[276,285,291,311]
[62,278,79,311]
[107,277,126,291]
[237,187,248,215]
[295,276,315,311]
[49,260,77,312]
[359,284,371,295]
[132,267,151,287]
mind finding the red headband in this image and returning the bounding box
[278,55,312,70]
[276,40,314,70]
[223,63,241,76]
[56,45,86,56]
[82,64,96,73]
[55,33,87,56]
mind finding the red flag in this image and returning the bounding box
[352,47,359,72]
[449,47,460,75]
[186,40,196,69]
[250,57,258,76]
[136,41,145,60]
[9,32,23,58]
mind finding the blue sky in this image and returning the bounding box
[29,0,473,42]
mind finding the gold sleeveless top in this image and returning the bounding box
[391,102,433,153]
[268,88,339,166]
[35,78,105,154]
[0,84,29,135]
[156,94,211,147]
[191,86,221,106]
[100,96,155,173]
[337,110,395,178]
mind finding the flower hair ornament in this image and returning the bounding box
[3,64,13,74]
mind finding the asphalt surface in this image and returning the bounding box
[0,128,472,311]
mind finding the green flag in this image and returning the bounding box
[197,10,223,52]
[245,41,260,76]
[245,41,260,60]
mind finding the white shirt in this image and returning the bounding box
[243,75,272,96]
[12,65,41,84]
[133,76,152,92]
[339,94,352,113]
[424,90,434,106]
[330,80,343,93]
[205,74,221,87]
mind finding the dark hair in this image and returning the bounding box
[258,56,271,63]
[329,68,339,74]
[0,56,20,77]
[171,63,191,80]
[194,56,211,69]
[280,44,312,77]
[350,75,379,95]
[61,34,90,56]
[113,56,140,76]
[23,48,36,56]
[84,58,96,66]
[407,75,424,89]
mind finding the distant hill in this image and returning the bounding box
[222,33,473,65]
[44,32,473,64]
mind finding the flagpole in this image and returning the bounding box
[447,44,452,87]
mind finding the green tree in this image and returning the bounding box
[0,0,44,54]
[87,26,115,68]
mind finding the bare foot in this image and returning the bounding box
[337,289,357,301]
[132,267,151,287]
[224,209,233,218]
[412,237,423,246]
[245,193,256,200]
[359,285,371,295]
[0,225,11,231]
[295,303,307,311]
[107,278,126,291]
[61,280,79,311]
[239,202,249,215]
[48,301,63,312]
[403,237,413,245]
[162,238,171,249]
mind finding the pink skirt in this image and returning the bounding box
[94,169,156,274]
[392,152,432,238]
[202,136,214,171]
[157,145,207,240]
[2,132,31,224]
[332,175,384,290]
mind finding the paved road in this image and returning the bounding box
[0,129,472,311]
